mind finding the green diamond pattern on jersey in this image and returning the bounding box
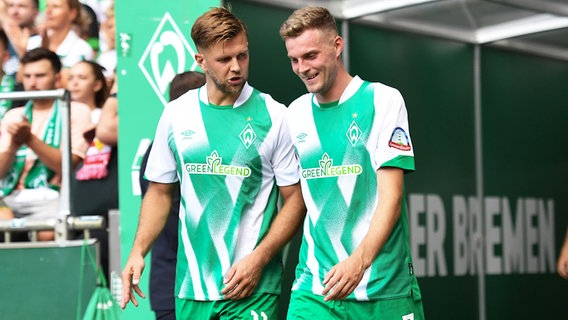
[147,84,297,301]
[287,77,420,301]
[177,91,274,300]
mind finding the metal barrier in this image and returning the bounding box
[0,89,105,242]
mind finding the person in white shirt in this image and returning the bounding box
[27,0,94,87]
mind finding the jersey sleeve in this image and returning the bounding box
[145,106,179,183]
[373,84,415,171]
[267,99,300,187]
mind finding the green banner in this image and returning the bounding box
[115,1,218,319]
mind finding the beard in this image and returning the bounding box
[207,70,245,96]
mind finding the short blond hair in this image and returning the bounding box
[279,6,338,40]
[191,7,247,51]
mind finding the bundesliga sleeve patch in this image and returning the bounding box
[388,127,411,151]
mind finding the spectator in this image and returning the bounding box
[0,29,16,121]
[79,0,112,29]
[68,59,110,181]
[69,60,115,279]
[76,3,99,55]
[27,0,94,88]
[1,0,39,81]
[96,2,114,88]
[0,48,92,241]
[67,60,107,123]
[94,71,116,146]
[140,71,206,320]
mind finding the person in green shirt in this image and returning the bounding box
[280,6,425,319]
[0,29,16,121]
[121,7,306,320]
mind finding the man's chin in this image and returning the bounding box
[305,84,319,94]
[228,83,245,94]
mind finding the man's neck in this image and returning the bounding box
[316,69,353,104]
[33,99,56,110]
[206,86,241,106]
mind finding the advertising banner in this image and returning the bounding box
[115,1,218,318]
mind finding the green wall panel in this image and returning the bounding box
[482,47,568,319]
[230,2,306,105]
[115,1,219,319]
[349,24,476,195]
[349,24,479,320]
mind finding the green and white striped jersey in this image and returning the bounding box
[146,83,299,301]
[286,76,421,301]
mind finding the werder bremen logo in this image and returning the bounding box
[184,151,251,177]
[301,153,362,179]
[138,12,198,107]
[346,120,362,146]
[239,123,257,149]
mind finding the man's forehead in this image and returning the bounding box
[205,40,249,57]
[23,60,53,72]
[7,0,33,6]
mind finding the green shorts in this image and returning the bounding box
[286,290,425,320]
[176,293,279,320]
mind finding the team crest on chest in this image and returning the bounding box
[346,120,362,147]
[239,121,257,149]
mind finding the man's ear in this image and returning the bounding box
[195,53,206,71]
[333,35,344,58]
[55,71,63,89]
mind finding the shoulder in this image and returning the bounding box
[259,91,286,112]
[70,101,93,118]
[166,87,200,110]
[368,81,403,102]
[59,31,94,60]
[244,85,287,115]
[287,93,312,112]
[2,106,24,124]
[27,35,42,50]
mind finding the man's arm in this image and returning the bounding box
[0,149,17,179]
[96,85,118,146]
[557,227,568,279]
[0,111,23,178]
[26,132,69,172]
[121,181,176,309]
[322,167,404,301]
[221,182,306,300]
[5,115,82,174]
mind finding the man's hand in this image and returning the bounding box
[558,240,568,279]
[120,255,147,309]
[221,253,265,300]
[1,20,31,56]
[322,255,366,301]
[558,254,568,279]
[7,116,32,147]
